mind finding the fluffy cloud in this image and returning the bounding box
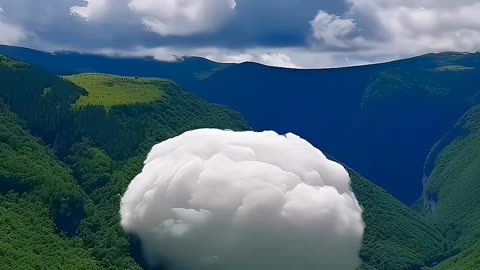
[128,0,236,36]
[120,129,364,270]
[310,11,359,48]
[311,0,480,58]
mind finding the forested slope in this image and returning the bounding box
[4,46,480,204]
[422,105,480,269]
[350,171,449,270]
[0,56,250,269]
[0,100,101,269]
[0,55,453,270]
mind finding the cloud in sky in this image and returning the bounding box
[0,0,479,68]
[341,0,480,55]
[0,21,25,45]
[129,0,237,36]
[310,11,359,49]
[120,129,364,270]
[0,7,26,45]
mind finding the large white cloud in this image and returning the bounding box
[128,0,236,36]
[120,129,364,270]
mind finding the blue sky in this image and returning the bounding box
[1,0,480,68]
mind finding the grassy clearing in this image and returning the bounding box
[434,65,475,72]
[65,74,165,110]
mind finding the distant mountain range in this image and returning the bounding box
[2,45,479,204]
[1,45,480,269]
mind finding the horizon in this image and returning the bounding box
[1,0,479,68]
[2,44,479,70]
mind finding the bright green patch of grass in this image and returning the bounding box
[65,74,165,110]
[434,65,475,72]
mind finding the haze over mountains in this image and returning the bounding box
[1,45,480,269]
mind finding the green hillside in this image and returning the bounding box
[0,99,101,269]
[351,171,449,270]
[0,57,249,269]
[423,105,480,269]
[66,74,164,110]
[0,56,456,270]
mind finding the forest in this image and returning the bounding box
[1,53,479,269]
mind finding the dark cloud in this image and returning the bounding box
[0,0,343,50]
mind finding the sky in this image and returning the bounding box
[0,0,480,68]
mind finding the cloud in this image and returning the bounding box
[200,49,300,68]
[0,21,25,45]
[310,11,359,48]
[120,129,364,270]
[70,0,112,21]
[0,8,26,45]
[310,0,480,59]
[1,0,480,68]
[128,0,237,36]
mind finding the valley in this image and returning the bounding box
[1,47,480,269]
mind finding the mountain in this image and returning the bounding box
[421,104,480,269]
[188,53,480,205]
[0,45,229,90]
[350,170,448,270]
[0,56,451,269]
[2,45,479,204]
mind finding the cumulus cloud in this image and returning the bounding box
[120,129,364,270]
[310,11,359,48]
[310,0,480,58]
[128,0,236,36]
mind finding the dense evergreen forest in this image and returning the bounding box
[0,53,479,269]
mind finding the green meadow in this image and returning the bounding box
[65,74,165,110]
[434,65,475,72]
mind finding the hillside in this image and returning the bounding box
[422,105,480,269]
[350,170,448,270]
[0,56,454,269]
[0,45,229,90]
[0,56,249,269]
[0,56,249,159]
[3,45,480,204]
[0,99,102,269]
